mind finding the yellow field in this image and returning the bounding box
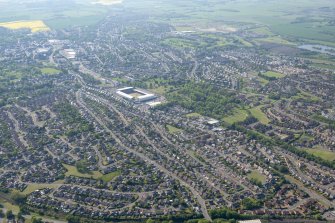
[0,20,50,33]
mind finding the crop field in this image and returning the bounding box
[0,20,49,32]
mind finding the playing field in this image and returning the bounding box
[302,148,335,161]
[129,92,145,98]
[264,71,286,78]
[0,20,50,32]
[40,68,61,75]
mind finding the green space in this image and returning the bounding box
[167,82,243,121]
[301,147,335,162]
[254,36,295,45]
[149,86,171,95]
[249,26,274,36]
[0,0,109,29]
[296,133,314,144]
[99,171,121,183]
[223,108,248,125]
[40,67,61,75]
[186,112,202,118]
[291,90,320,102]
[162,38,195,49]
[264,71,286,79]
[249,106,270,125]
[234,36,253,47]
[257,77,269,86]
[63,164,103,179]
[166,124,183,134]
[247,170,267,184]
[21,182,63,195]
[0,198,20,214]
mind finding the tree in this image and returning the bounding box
[31,216,43,223]
[241,198,263,210]
[17,211,25,221]
[6,210,14,219]
[66,215,81,223]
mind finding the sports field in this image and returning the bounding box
[0,20,50,32]
[302,148,335,161]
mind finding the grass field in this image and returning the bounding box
[223,108,248,124]
[150,86,171,95]
[0,198,20,214]
[247,170,267,184]
[40,68,61,75]
[264,71,286,78]
[186,112,202,118]
[63,164,103,179]
[302,148,335,161]
[100,171,121,183]
[255,36,295,45]
[249,106,270,125]
[21,181,63,195]
[166,124,182,134]
[162,38,195,49]
[0,20,50,32]
[235,36,253,47]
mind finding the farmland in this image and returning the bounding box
[0,20,49,32]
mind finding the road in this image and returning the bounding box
[75,90,212,221]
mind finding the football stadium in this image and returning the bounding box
[116,87,157,103]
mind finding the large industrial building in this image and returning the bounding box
[116,87,157,103]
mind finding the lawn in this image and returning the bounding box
[255,36,295,46]
[186,112,202,118]
[150,86,170,95]
[234,36,253,47]
[0,20,50,32]
[249,106,270,125]
[63,164,103,179]
[100,171,121,183]
[21,181,63,195]
[0,198,20,214]
[223,108,248,124]
[166,124,183,134]
[40,68,61,75]
[264,71,286,78]
[302,148,335,161]
[162,38,195,49]
[247,170,267,184]
[249,26,274,36]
